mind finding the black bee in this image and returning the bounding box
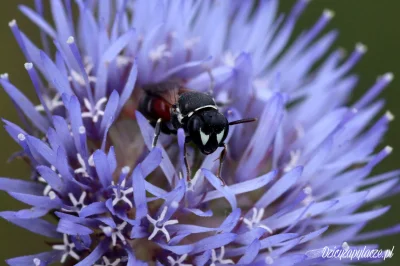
[138,75,256,184]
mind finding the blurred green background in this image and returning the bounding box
[0,0,399,265]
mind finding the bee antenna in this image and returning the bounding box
[228,118,257,126]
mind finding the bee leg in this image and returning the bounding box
[205,67,215,96]
[184,138,192,181]
[217,143,227,186]
[152,118,162,148]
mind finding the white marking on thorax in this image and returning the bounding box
[186,105,217,118]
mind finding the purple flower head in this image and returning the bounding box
[0,0,398,265]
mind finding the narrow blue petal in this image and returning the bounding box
[8,192,61,208]
[93,149,112,188]
[202,169,237,210]
[266,200,337,230]
[80,202,107,218]
[298,226,329,244]
[184,208,213,217]
[57,219,93,235]
[136,111,174,184]
[52,115,76,156]
[219,208,241,233]
[354,224,400,242]
[2,119,28,143]
[236,93,284,180]
[256,166,302,209]
[50,0,73,42]
[171,224,216,236]
[133,164,148,221]
[204,170,276,203]
[237,239,260,264]
[100,90,120,136]
[314,206,390,225]
[19,5,56,38]
[101,29,135,63]
[36,165,65,194]
[107,146,117,174]
[0,212,61,238]
[6,251,61,266]
[235,227,266,245]
[40,50,73,95]
[11,208,49,219]
[55,146,75,182]
[54,212,95,227]
[365,179,398,202]
[141,148,162,177]
[75,239,110,266]
[26,136,56,166]
[190,233,236,254]
[158,242,194,255]
[193,250,211,266]
[0,177,43,194]
[1,80,49,133]
[71,234,92,251]
[259,233,299,249]
[119,62,138,112]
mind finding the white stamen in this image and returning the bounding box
[355,43,367,53]
[342,241,350,251]
[384,111,394,121]
[303,186,312,195]
[52,234,80,263]
[38,177,52,196]
[200,129,210,146]
[167,254,192,266]
[112,179,134,208]
[88,154,95,167]
[265,256,274,265]
[100,222,127,246]
[210,246,233,266]
[94,256,121,266]
[74,153,90,177]
[149,44,172,61]
[38,169,61,196]
[221,51,237,68]
[63,191,87,214]
[385,146,393,154]
[184,37,201,50]
[48,191,57,200]
[78,126,86,134]
[35,93,63,112]
[383,72,394,82]
[243,208,273,234]
[0,73,9,79]
[24,62,33,70]
[33,258,41,265]
[302,186,314,205]
[67,36,75,44]
[8,19,16,27]
[171,201,179,209]
[147,206,178,242]
[283,150,301,173]
[81,97,107,123]
[116,56,131,68]
[121,166,131,174]
[69,69,97,86]
[323,9,335,18]
[17,133,25,141]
